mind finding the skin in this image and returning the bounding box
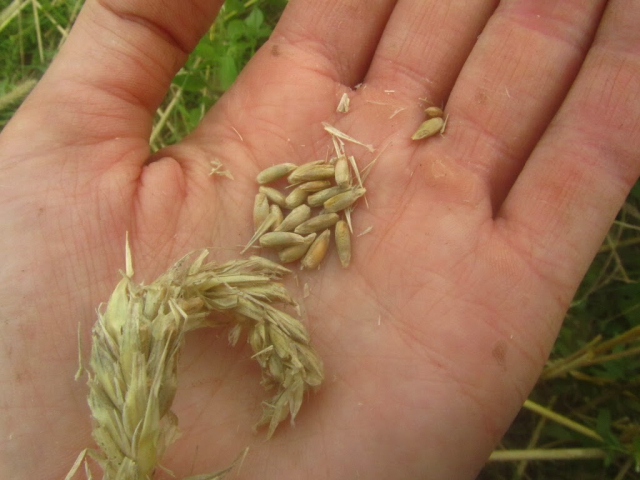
[1,0,639,478]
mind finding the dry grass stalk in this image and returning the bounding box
[322,122,375,152]
[76,245,323,479]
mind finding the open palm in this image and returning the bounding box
[1,1,639,479]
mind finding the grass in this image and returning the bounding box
[1,1,639,478]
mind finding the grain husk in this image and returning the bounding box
[306,186,349,207]
[253,193,269,230]
[257,163,298,184]
[294,213,340,235]
[411,116,444,140]
[278,234,316,264]
[274,204,311,232]
[301,229,331,270]
[259,232,306,249]
[259,186,287,208]
[323,187,366,213]
[334,220,351,267]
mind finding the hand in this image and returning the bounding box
[1,1,638,478]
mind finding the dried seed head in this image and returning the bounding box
[301,229,331,270]
[81,247,323,478]
[259,232,306,249]
[253,193,270,231]
[297,180,332,192]
[294,213,340,235]
[411,116,445,140]
[424,106,444,118]
[288,163,335,184]
[257,163,298,184]
[270,204,284,230]
[334,156,351,188]
[335,220,351,267]
[246,255,292,277]
[278,233,316,263]
[323,187,366,213]
[284,186,310,209]
[307,185,349,207]
[259,186,287,208]
[274,204,311,232]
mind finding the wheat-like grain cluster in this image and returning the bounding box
[81,247,323,479]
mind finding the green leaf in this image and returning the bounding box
[193,41,218,62]
[226,19,246,40]
[175,74,208,93]
[595,409,620,447]
[218,55,238,90]
[245,7,265,31]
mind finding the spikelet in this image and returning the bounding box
[78,244,323,479]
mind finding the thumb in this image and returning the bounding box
[2,0,223,157]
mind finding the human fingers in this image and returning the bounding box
[1,0,223,159]
[270,0,398,87]
[364,1,497,102]
[498,0,640,305]
[444,0,607,211]
[184,0,399,170]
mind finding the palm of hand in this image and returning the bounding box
[1,2,639,479]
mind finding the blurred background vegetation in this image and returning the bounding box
[1,1,638,478]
